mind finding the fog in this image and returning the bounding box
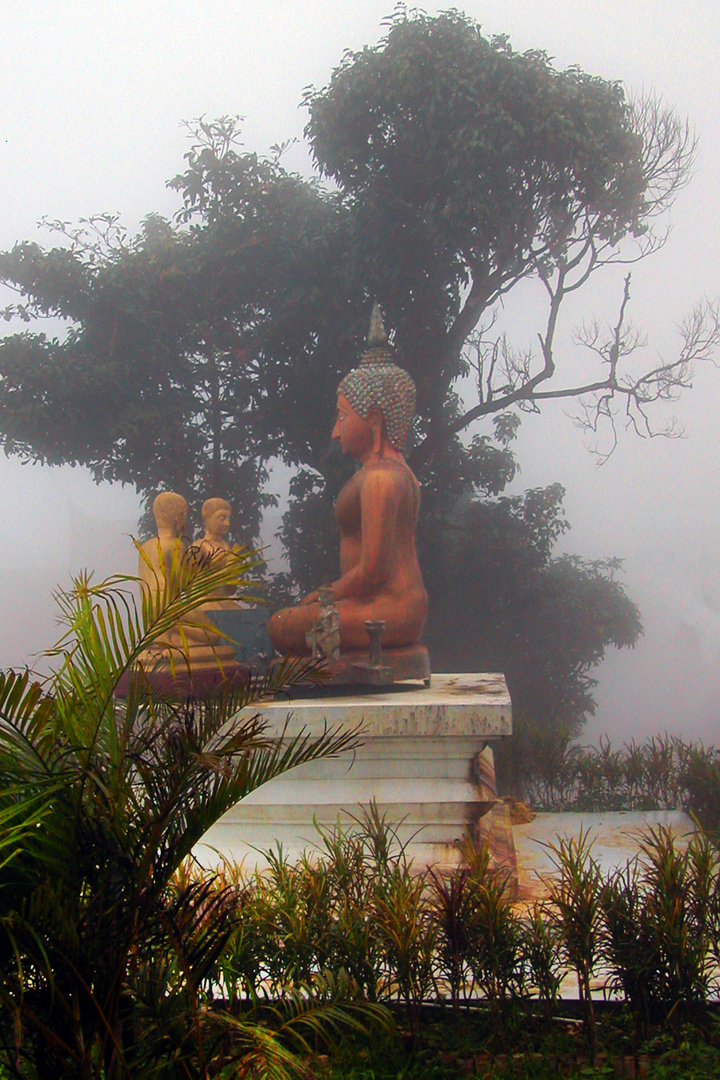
[1,1,718,741]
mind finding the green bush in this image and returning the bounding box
[0,550,361,1079]
[202,812,719,1062]
[522,733,720,833]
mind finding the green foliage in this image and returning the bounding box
[198,812,720,1074]
[523,902,563,1024]
[523,735,720,831]
[601,828,719,1049]
[546,831,604,1060]
[463,861,525,1040]
[0,547,361,1078]
[316,1024,720,1079]
[0,120,347,542]
[373,856,438,1035]
[3,734,718,1078]
[683,745,720,840]
[424,486,641,792]
[427,865,475,1016]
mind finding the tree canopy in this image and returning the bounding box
[0,123,346,538]
[303,10,716,470]
[0,8,714,752]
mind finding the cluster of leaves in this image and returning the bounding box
[523,734,720,831]
[0,548,368,1079]
[304,9,714,470]
[0,121,348,541]
[318,1021,720,1080]
[195,815,720,1065]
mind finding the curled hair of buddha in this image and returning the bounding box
[152,491,188,528]
[202,497,231,524]
[338,303,416,452]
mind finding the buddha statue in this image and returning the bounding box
[189,497,242,611]
[137,491,237,671]
[268,305,428,661]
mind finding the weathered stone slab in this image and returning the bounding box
[195,672,512,872]
[514,809,696,902]
[240,672,512,738]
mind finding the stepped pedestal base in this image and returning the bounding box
[196,672,514,875]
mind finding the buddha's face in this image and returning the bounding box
[208,508,231,538]
[332,394,376,461]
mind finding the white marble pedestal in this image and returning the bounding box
[196,673,512,872]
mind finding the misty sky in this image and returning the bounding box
[1,1,719,743]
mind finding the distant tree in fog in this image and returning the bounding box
[424,484,642,793]
[0,9,714,759]
[0,121,344,540]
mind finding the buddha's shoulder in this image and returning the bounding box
[140,534,187,557]
[360,458,417,490]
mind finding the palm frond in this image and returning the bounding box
[205,1013,307,1080]
[0,534,366,1078]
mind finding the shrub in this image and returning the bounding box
[0,551,358,1079]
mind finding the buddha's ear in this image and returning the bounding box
[367,406,384,432]
[367,406,385,449]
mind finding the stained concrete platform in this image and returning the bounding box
[514,809,696,902]
[195,673,512,871]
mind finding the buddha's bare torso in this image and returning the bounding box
[268,453,427,655]
[268,317,427,657]
[336,458,426,628]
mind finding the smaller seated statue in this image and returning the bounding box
[268,304,429,682]
[137,491,238,676]
[189,498,243,611]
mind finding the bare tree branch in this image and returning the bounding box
[408,93,705,473]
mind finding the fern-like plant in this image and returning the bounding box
[0,546,358,1078]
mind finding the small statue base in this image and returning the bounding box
[115,657,249,699]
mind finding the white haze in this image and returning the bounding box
[0,1,718,742]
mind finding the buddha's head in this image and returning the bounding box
[336,303,416,453]
[153,492,188,536]
[202,498,231,539]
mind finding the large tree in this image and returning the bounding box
[302,10,718,470]
[0,10,713,757]
[0,120,346,539]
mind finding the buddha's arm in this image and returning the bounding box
[331,469,398,601]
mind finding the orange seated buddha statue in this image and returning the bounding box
[268,305,428,674]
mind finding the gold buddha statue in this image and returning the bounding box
[268,305,428,664]
[137,491,238,673]
[189,497,242,611]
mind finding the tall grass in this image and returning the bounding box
[523,734,720,837]
[198,809,720,1058]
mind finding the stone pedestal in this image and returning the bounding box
[196,673,512,872]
